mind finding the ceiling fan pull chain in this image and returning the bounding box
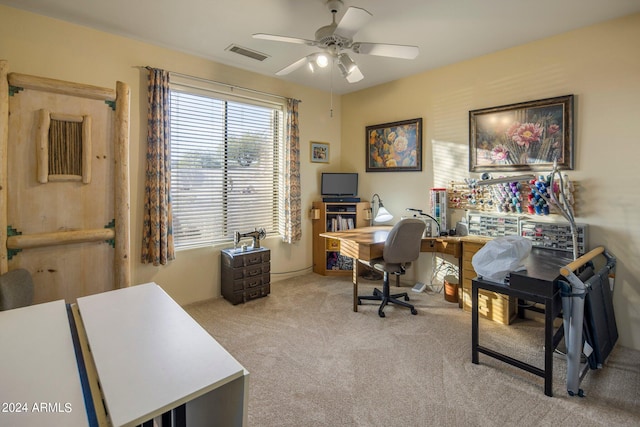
[330,56,334,118]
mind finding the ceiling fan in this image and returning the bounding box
[253,0,419,83]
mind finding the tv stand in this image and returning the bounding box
[322,197,361,202]
[312,200,369,276]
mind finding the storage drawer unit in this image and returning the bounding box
[461,238,517,325]
[467,213,519,238]
[221,247,271,305]
[520,220,588,255]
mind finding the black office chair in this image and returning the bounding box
[358,218,426,317]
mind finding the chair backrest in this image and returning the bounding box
[383,218,426,264]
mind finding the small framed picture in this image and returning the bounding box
[310,141,330,163]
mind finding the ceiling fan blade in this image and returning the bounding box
[275,57,309,76]
[346,65,364,83]
[253,33,316,46]
[351,42,419,59]
[335,7,372,39]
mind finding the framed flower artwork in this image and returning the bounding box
[469,95,574,172]
[365,118,422,172]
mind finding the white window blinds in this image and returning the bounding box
[169,86,282,249]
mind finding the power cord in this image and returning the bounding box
[426,252,459,294]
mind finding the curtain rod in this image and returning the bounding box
[139,66,300,103]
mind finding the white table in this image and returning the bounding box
[77,282,248,427]
[0,300,91,427]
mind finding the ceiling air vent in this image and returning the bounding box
[226,44,269,62]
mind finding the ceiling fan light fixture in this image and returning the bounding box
[337,53,356,77]
[256,4,417,85]
[316,53,329,68]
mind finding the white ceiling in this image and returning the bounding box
[2,0,640,94]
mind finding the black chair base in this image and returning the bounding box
[358,273,417,317]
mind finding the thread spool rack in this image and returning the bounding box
[448,175,578,217]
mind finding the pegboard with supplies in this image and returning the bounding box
[449,174,578,217]
[448,179,494,211]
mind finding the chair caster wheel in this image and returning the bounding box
[411,309,418,315]
[378,311,385,318]
[404,295,410,301]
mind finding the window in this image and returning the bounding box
[169,85,283,249]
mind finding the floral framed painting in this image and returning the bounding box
[310,141,330,163]
[366,118,422,172]
[469,95,574,172]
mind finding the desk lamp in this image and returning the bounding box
[363,193,392,281]
[371,193,393,224]
[406,208,441,236]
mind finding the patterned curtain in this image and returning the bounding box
[280,98,302,243]
[141,67,175,265]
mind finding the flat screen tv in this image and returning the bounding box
[321,173,358,197]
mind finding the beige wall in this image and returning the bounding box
[2,6,639,351]
[0,6,341,305]
[342,13,640,350]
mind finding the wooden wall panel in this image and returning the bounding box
[7,89,115,303]
[1,60,130,304]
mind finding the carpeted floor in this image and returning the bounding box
[185,274,640,426]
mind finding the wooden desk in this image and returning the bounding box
[0,301,94,427]
[320,226,461,311]
[471,247,572,396]
[77,283,248,427]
